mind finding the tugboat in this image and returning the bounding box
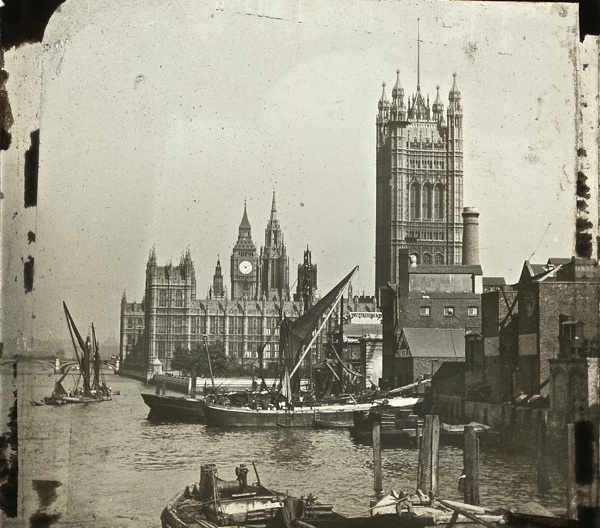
[32,303,112,405]
[161,463,341,528]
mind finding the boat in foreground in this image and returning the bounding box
[161,463,340,528]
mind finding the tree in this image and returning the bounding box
[171,341,231,377]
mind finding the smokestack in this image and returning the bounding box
[398,249,410,297]
[462,207,480,266]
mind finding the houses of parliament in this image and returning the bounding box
[119,193,323,376]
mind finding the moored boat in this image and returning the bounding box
[204,401,376,428]
[161,463,341,528]
[440,422,491,447]
[142,393,206,421]
[348,399,424,447]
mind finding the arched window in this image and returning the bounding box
[159,290,166,307]
[175,290,183,307]
[434,184,445,220]
[410,182,421,219]
[423,253,432,264]
[422,183,432,219]
[435,253,444,265]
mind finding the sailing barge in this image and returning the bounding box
[33,303,112,405]
[204,267,386,427]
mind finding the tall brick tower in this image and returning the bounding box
[375,39,464,291]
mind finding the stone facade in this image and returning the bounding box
[120,196,303,378]
[375,69,464,291]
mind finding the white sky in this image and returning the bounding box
[5,0,579,342]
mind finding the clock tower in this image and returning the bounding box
[231,201,259,300]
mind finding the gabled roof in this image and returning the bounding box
[400,327,465,358]
[519,261,552,283]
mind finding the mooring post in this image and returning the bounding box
[463,424,480,505]
[567,420,600,524]
[417,415,433,493]
[155,381,160,395]
[537,417,551,493]
[567,423,577,520]
[161,380,166,395]
[430,415,440,496]
[417,415,439,495]
[372,415,383,495]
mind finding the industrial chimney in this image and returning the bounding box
[462,207,480,266]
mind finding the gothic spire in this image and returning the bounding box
[433,84,444,122]
[417,18,421,91]
[240,200,251,229]
[448,72,462,116]
[451,72,460,95]
[378,82,389,109]
[434,85,442,105]
[239,200,252,238]
[270,189,277,221]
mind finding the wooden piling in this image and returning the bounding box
[417,415,440,495]
[567,423,577,520]
[430,416,440,496]
[155,382,160,395]
[537,418,551,493]
[161,380,166,395]
[463,424,480,506]
[372,421,383,495]
[567,421,600,523]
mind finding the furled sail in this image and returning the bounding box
[279,266,358,394]
[63,302,92,397]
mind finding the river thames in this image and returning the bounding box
[8,362,566,527]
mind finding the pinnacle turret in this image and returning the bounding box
[432,85,444,122]
[448,73,462,116]
[378,82,389,110]
[270,190,278,222]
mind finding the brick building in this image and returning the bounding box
[470,257,600,404]
[395,327,465,387]
[379,247,482,389]
[548,316,599,441]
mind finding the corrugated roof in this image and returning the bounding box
[401,327,465,358]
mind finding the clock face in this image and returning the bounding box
[239,260,253,275]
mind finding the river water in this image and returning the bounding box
[9,362,566,527]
